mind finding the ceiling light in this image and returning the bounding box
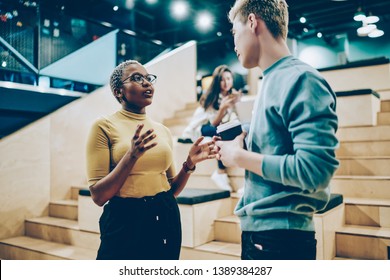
[125,0,135,9]
[146,0,158,4]
[368,29,384,38]
[172,1,189,20]
[303,27,309,33]
[357,24,376,36]
[196,12,213,31]
[354,8,366,21]
[365,13,379,24]
[53,28,60,37]
[317,32,322,38]
[300,17,306,23]
[113,6,119,11]
[152,39,163,45]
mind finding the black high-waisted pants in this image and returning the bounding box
[96,190,182,260]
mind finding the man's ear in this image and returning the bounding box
[248,13,258,32]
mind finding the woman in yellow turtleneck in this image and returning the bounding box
[86,60,216,260]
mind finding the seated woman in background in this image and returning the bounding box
[86,60,216,260]
[180,65,241,192]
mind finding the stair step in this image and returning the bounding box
[185,102,199,110]
[331,175,390,199]
[70,185,88,200]
[214,215,241,244]
[378,89,390,101]
[185,175,245,193]
[344,197,390,227]
[344,197,390,207]
[337,140,390,157]
[336,125,390,142]
[181,241,240,260]
[163,117,191,127]
[49,200,78,221]
[25,216,100,250]
[378,112,390,125]
[336,225,390,260]
[381,100,390,112]
[339,224,390,240]
[0,236,96,260]
[174,108,196,118]
[337,156,390,176]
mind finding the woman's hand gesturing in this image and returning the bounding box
[129,124,157,159]
[187,136,217,167]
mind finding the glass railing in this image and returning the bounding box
[0,1,167,93]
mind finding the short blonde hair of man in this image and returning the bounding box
[229,0,289,40]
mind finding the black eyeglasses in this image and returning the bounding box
[122,73,157,85]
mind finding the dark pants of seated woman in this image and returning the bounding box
[201,124,225,169]
[96,190,182,260]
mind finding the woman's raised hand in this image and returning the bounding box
[129,124,157,159]
[220,94,237,111]
[187,136,217,167]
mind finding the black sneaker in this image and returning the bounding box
[177,138,193,144]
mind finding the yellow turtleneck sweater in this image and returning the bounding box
[86,109,176,198]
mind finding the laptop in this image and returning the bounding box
[235,95,256,124]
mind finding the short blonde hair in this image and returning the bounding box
[229,0,289,39]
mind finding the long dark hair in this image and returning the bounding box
[200,65,233,110]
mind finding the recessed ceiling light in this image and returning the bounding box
[196,12,213,31]
[172,1,189,20]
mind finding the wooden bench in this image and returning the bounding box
[177,188,231,248]
[78,189,102,233]
[314,193,344,260]
[336,89,380,127]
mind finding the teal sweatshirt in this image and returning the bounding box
[234,56,339,232]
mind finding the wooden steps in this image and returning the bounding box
[49,200,78,221]
[343,197,390,227]
[336,225,390,260]
[25,216,100,250]
[331,176,390,200]
[180,241,240,260]
[2,95,390,260]
[337,140,390,157]
[336,156,390,176]
[337,125,390,142]
[0,236,96,260]
[378,112,390,125]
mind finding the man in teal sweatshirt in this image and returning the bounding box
[215,0,339,260]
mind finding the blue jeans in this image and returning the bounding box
[241,230,317,260]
